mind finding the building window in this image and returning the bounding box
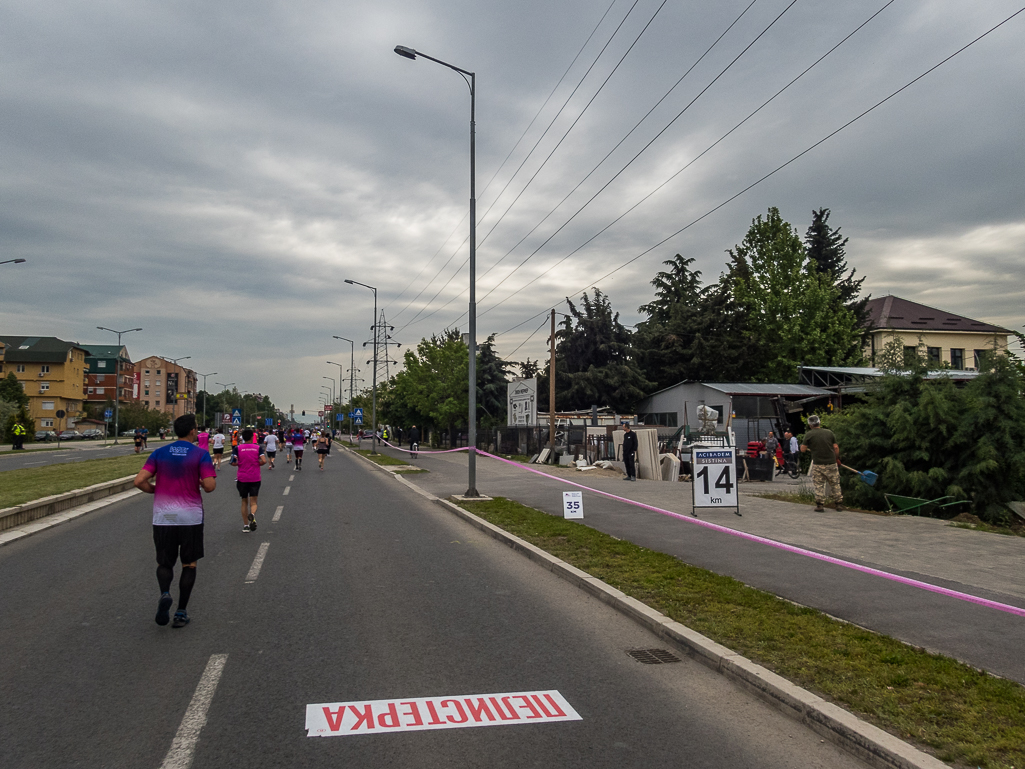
[145,369,150,374]
[156,400,161,406]
[926,347,941,363]
[41,419,54,428]
[41,364,50,373]
[145,389,150,395]
[144,401,149,407]
[16,364,25,373]
[96,387,104,394]
[157,369,161,374]
[40,382,49,391]
[974,349,987,369]
[950,349,964,370]
[98,360,107,368]
[87,387,94,394]
[42,401,55,410]
[97,375,105,383]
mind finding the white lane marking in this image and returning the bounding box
[25,461,46,465]
[283,486,290,496]
[245,542,270,583]
[289,474,295,481]
[160,654,228,769]
[272,505,283,522]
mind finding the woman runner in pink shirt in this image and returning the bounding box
[236,428,266,532]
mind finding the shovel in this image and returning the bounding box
[840,464,878,486]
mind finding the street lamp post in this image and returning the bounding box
[394,44,478,496]
[332,336,356,438]
[165,356,191,420]
[215,382,235,429]
[344,280,378,454]
[197,371,217,429]
[1,259,27,265]
[322,378,335,426]
[96,326,142,445]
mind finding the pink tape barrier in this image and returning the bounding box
[470,449,1025,619]
[376,438,470,455]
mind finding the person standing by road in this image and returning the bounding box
[11,420,26,450]
[236,428,266,532]
[800,415,843,512]
[621,422,638,482]
[133,413,216,629]
[408,424,421,459]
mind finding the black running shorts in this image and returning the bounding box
[237,480,261,498]
[266,451,276,458]
[316,448,328,455]
[213,448,224,455]
[294,448,304,455]
[153,524,204,567]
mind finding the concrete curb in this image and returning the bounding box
[0,475,138,533]
[378,465,948,769]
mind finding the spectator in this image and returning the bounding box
[800,415,843,512]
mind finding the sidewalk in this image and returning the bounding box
[365,442,1025,685]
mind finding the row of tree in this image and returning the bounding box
[337,206,866,441]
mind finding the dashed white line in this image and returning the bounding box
[283,486,290,496]
[289,474,295,481]
[245,542,270,583]
[160,653,228,769]
[272,505,283,522]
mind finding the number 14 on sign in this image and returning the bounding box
[691,448,740,517]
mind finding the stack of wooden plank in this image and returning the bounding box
[660,453,681,482]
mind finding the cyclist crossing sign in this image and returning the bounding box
[691,448,740,517]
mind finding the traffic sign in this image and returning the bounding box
[176,393,188,400]
[222,414,232,425]
[265,418,273,427]
[354,415,363,425]
[231,408,242,427]
[324,404,333,411]
[354,408,363,417]
[318,411,324,417]
[104,409,113,421]
[691,448,739,517]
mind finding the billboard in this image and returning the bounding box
[507,378,537,427]
[166,373,178,400]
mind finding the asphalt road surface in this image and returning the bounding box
[0,447,872,768]
[0,441,155,471]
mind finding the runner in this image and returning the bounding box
[133,428,143,454]
[230,429,239,466]
[263,429,278,470]
[133,414,216,629]
[140,426,149,449]
[197,425,210,456]
[285,430,293,463]
[316,431,329,470]
[211,428,226,473]
[293,428,305,471]
[237,428,266,532]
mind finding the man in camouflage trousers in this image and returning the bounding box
[800,414,843,512]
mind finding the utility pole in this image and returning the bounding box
[549,308,556,462]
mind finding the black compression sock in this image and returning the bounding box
[178,566,197,610]
[157,565,174,594]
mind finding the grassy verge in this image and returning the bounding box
[755,490,817,505]
[457,496,1025,769]
[352,449,407,466]
[0,454,149,509]
[949,520,1025,538]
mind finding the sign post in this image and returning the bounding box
[562,491,583,519]
[691,447,740,517]
[231,408,242,428]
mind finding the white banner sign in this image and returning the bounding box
[692,448,738,509]
[306,690,580,737]
[507,378,538,427]
[562,490,583,519]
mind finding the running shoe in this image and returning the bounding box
[243,524,251,532]
[248,513,257,532]
[172,610,190,629]
[156,592,173,626]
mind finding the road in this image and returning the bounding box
[0,446,870,768]
[0,440,157,471]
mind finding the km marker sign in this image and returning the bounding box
[306,690,580,737]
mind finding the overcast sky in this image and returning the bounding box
[1,0,1023,412]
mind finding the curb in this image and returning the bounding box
[0,475,138,533]
[378,467,947,769]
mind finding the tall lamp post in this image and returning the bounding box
[165,356,191,419]
[322,378,335,427]
[394,44,478,496]
[1,258,27,265]
[197,371,217,429]
[97,326,142,445]
[344,280,378,454]
[216,382,235,429]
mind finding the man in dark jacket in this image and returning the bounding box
[621,422,638,481]
[408,424,421,456]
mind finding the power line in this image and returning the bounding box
[391,0,641,330]
[385,0,620,318]
[492,4,1025,337]
[475,0,763,288]
[475,0,802,309]
[505,316,552,359]
[478,0,897,317]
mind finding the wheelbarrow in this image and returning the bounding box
[884,494,969,518]
[840,464,878,486]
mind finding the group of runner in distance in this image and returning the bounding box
[133,416,335,629]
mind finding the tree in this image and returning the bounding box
[0,372,29,409]
[551,289,653,412]
[518,358,541,380]
[726,207,863,381]
[805,207,869,344]
[387,330,468,445]
[476,333,511,428]
[1,372,33,440]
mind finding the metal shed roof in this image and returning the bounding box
[701,383,831,396]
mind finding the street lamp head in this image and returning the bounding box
[394,45,417,60]
[344,279,355,285]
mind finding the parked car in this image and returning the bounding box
[59,430,83,441]
[80,429,104,440]
[121,430,136,437]
[34,430,57,442]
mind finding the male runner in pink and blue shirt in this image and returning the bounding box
[134,414,216,629]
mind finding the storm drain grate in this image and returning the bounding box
[627,648,681,665]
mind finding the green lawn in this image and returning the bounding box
[0,454,150,509]
[351,449,407,466]
[457,496,1025,769]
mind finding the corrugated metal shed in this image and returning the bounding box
[702,383,830,396]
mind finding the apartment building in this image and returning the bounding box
[135,355,197,418]
[865,296,1010,369]
[84,344,137,407]
[0,335,89,428]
